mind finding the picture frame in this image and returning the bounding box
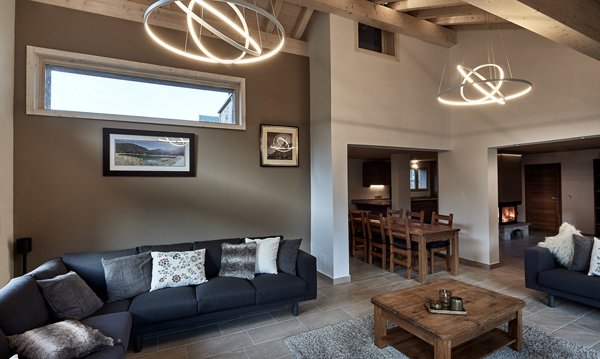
[103,128,196,176]
[260,125,299,167]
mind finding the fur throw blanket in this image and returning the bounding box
[538,222,582,267]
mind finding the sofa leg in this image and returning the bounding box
[133,334,143,353]
[292,302,299,316]
[547,294,555,308]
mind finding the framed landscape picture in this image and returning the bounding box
[260,125,299,167]
[103,128,196,176]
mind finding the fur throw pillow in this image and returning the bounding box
[538,222,581,267]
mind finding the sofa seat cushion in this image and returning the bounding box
[93,299,131,316]
[538,268,600,299]
[196,277,256,314]
[0,276,50,335]
[251,274,306,304]
[82,312,132,350]
[129,287,198,326]
[83,345,124,359]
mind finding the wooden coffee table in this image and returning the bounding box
[371,278,525,359]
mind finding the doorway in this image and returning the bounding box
[524,163,562,233]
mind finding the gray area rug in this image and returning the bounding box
[284,315,600,359]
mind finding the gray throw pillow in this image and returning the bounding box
[569,234,594,272]
[219,242,257,280]
[277,239,302,275]
[102,252,152,302]
[7,320,113,359]
[37,271,103,320]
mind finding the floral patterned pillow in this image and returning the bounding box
[150,249,207,291]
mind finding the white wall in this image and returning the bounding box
[310,14,452,281]
[441,29,600,266]
[519,149,600,234]
[0,0,15,286]
[308,12,336,278]
[348,159,390,208]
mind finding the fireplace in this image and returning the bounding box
[499,202,520,224]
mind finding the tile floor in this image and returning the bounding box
[127,233,600,358]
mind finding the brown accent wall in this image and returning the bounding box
[13,1,310,274]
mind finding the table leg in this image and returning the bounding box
[508,310,523,351]
[418,235,427,284]
[451,231,459,276]
[374,305,387,348]
[434,338,452,359]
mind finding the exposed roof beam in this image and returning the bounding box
[431,15,505,26]
[463,0,600,61]
[292,8,314,39]
[30,0,308,57]
[285,0,457,47]
[409,5,484,19]
[388,0,466,12]
[265,0,285,33]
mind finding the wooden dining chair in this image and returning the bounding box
[349,210,368,261]
[387,216,418,278]
[406,210,425,224]
[386,208,404,219]
[428,211,454,274]
[367,213,387,269]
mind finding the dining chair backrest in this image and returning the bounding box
[387,208,404,219]
[367,213,386,241]
[406,210,425,224]
[349,210,367,236]
[386,216,410,247]
[431,211,453,227]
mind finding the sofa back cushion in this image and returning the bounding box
[63,248,138,300]
[138,242,193,254]
[27,258,68,280]
[194,238,243,278]
[0,276,50,336]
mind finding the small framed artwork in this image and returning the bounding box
[260,125,299,167]
[103,128,196,176]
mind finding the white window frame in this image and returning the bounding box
[26,46,246,130]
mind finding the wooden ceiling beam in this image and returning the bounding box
[265,0,285,33]
[388,0,466,12]
[409,5,484,19]
[29,0,309,57]
[292,7,314,39]
[463,0,600,61]
[431,15,505,26]
[284,0,457,47]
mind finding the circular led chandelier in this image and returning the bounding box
[437,63,532,106]
[144,0,286,64]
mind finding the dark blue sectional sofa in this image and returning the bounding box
[524,246,600,308]
[0,237,317,359]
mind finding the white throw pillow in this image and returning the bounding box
[150,249,207,291]
[245,237,280,274]
[537,222,581,267]
[588,238,600,276]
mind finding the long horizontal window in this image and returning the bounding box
[27,46,245,129]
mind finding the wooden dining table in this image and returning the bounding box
[383,220,460,284]
[408,223,460,284]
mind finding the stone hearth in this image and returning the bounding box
[500,222,530,240]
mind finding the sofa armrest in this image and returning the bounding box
[0,328,11,359]
[296,250,317,300]
[524,246,557,290]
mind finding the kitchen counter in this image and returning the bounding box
[410,197,438,202]
[351,199,391,215]
[351,199,391,206]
